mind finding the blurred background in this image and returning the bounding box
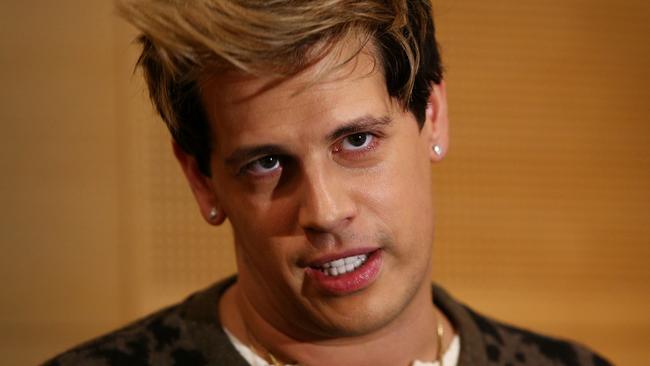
[1,0,648,364]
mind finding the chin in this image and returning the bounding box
[301,272,426,338]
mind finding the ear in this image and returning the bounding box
[172,141,226,225]
[423,80,449,162]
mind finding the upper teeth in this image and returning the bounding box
[320,254,368,276]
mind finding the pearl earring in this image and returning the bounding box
[208,207,219,222]
[433,145,442,156]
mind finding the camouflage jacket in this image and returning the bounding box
[44,276,612,366]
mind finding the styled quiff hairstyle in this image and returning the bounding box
[118,0,443,176]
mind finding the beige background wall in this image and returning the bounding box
[0,1,648,365]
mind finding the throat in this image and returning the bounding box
[221,275,453,366]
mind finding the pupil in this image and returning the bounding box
[259,156,277,169]
[349,133,367,147]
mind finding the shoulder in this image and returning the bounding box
[465,306,612,366]
[43,302,207,366]
[432,284,613,366]
[46,305,201,365]
[43,277,243,366]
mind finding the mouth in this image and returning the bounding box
[304,249,382,295]
[313,254,369,277]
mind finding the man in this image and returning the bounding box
[46,0,610,365]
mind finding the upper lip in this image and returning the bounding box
[304,247,380,268]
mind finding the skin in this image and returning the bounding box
[174,41,451,365]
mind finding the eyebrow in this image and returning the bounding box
[326,115,393,143]
[224,115,393,168]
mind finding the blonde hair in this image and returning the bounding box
[118,0,442,175]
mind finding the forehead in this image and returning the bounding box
[198,43,393,149]
[200,35,383,103]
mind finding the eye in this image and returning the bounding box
[244,155,282,176]
[341,133,374,151]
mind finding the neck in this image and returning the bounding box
[219,281,454,366]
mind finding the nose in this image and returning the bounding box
[297,164,356,233]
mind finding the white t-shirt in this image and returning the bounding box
[224,327,460,366]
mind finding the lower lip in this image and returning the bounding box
[305,250,382,295]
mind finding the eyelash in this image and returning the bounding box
[240,131,382,178]
[332,132,379,156]
[240,156,283,178]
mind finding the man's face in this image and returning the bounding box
[192,43,448,338]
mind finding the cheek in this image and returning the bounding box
[231,218,304,296]
[361,136,434,245]
[227,195,307,280]
[238,201,304,259]
[218,174,297,235]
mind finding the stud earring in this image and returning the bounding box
[433,145,442,157]
[208,207,219,222]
